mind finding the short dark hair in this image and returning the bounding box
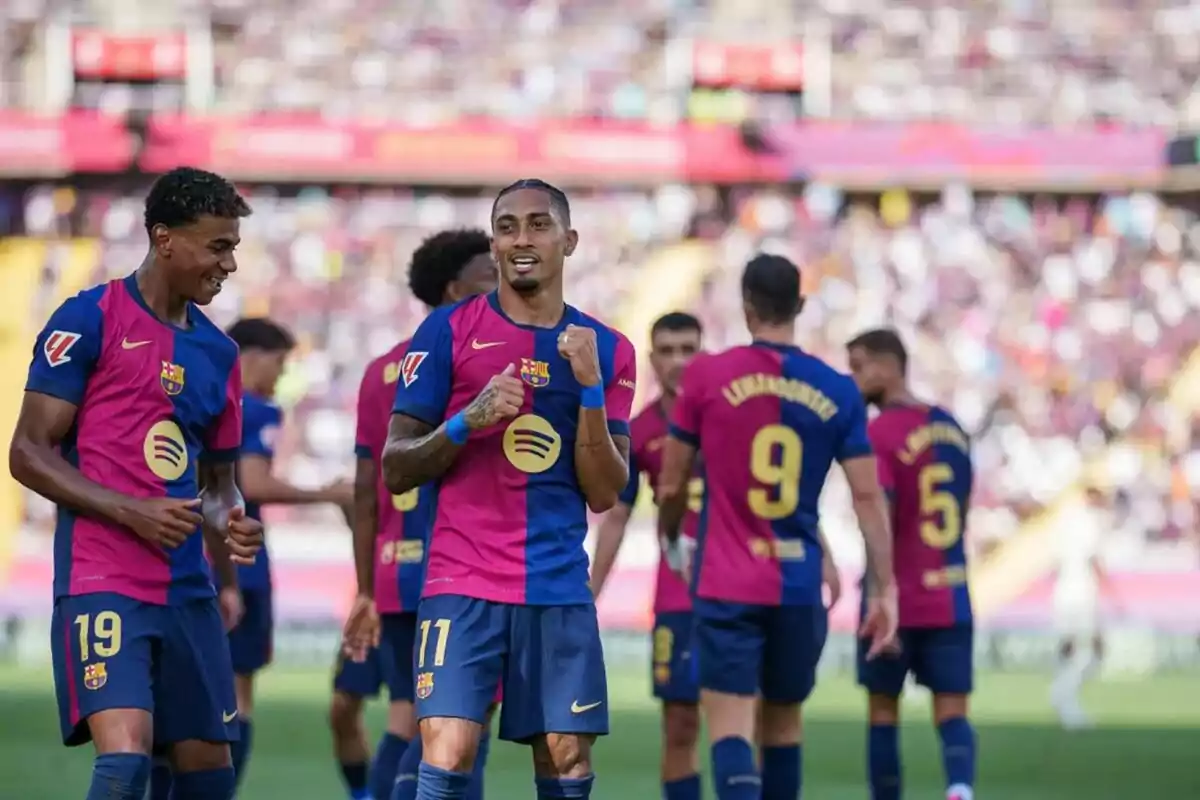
[144,166,251,234]
[226,317,295,353]
[491,178,571,227]
[407,228,492,308]
[650,311,703,339]
[846,328,908,374]
[741,254,802,324]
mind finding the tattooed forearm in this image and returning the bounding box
[462,386,500,429]
[381,415,465,495]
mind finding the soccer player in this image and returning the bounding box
[338,228,497,800]
[8,166,264,800]
[657,254,897,800]
[845,328,976,800]
[382,179,635,800]
[1050,486,1110,730]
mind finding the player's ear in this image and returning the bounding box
[564,228,578,257]
[151,223,172,258]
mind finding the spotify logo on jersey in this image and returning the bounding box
[502,414,562,474]
[144,420,189,481]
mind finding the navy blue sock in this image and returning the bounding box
[710,736,759,800]
[148,757,172,800]
[416,762,471,800]
[762,744,801,799]
[370,732,411,800]
[340,760,370,800]
[168,767,236,800]
[534,775,594,798]
[868,724,901,800]
[391,738,424,800]
[231,719,253,786]
[937,716,976,791]
[86,752,151,800]
[663,773,701,800]
[465,730,490,800]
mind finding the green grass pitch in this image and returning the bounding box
[2,666,1198,798]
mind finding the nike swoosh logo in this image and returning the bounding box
[222,710,238,723]
[570,700,603,714]
[471,339,505,350]
[121,338,151,350]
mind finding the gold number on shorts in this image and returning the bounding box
[918,463,961,549]
[391,488,419,512]
[417,618,452,668]
[686,477,704,514]
[652,626,674,666]
[748,424,802,520]
[73,611,123,662]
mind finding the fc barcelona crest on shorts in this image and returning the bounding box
[520,358,550,388]
[83,662,108,691]
[416,671,434,699]
[160,361,186,396]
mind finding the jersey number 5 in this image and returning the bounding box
[918,463,961,549]
[74,611,122,662]
[749,424,802,520]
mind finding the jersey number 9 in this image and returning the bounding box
[748,424,802,520]
[918,463,961,549]
[74,611,122,662]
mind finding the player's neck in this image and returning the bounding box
[136,260,190,327]
[498,281,565,328]
[883,386,918,407]
[750,323,795,346]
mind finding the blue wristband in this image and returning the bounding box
[581,384,605,409]
[445,411,470,445]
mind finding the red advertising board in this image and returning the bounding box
[691,41,804,90]
[0,111,133,175]
[72,29,187,81]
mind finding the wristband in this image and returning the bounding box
[580,384,605,409]
[445,411,470,445]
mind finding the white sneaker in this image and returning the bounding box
[1058,704,1094,730]
[947,784,974,800]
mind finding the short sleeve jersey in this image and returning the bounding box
[26,276,242,605]
[670,342,870,607]
[391,292,636,606]
[237,391,281,591]
[355,340,437,613]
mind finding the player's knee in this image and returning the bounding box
[168,739,232,772]
[88,708,154,755]
[757,700,801,746]
[932,693,969,725]
[386,699,418,740]
[328,691,364,737]
[420,717,483,773]
[662,702,701,751]
[868,693,901,726]
[532,733,594,779]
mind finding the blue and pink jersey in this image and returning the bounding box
[392,292,636,606]
[670,341,870,607]
[355,340,436,614]
[869,403,973,627]
[237,391,281,591]
[26,275,242,606]
[620,399,695,614]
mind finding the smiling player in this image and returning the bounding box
[382,179,635,800]
[9,166,263,800]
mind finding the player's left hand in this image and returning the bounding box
[225,506,264,566]
[860,582,899,660]
[341,594,380,663]
[218,586,244,632]
[822,557,842,610]
[660,535,695,585]
[557,324,602,388]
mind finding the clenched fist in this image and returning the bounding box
[463,363,526,430]
[557,324,601,387]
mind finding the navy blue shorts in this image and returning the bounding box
[652,611,699,704]
[332,613,418,700]
[857,624,974,696]
[693,598,828,703]
[414,594,608,743]
[51,592,239,747]
[228,587,273,676]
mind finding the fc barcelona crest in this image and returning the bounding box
[160,361,186,396]
[416,671,434,699]
[520,358,550,388]
[83,662,108,691]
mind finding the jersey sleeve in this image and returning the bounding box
[604,334,637,438]
[835,383,872,462]
[242,400,281,460]
[206,360,243,462]
[25,294,105,406]
[392,309,454,426]
[618,450,641,506]
[354,362,378,461]
[668,357,705,446]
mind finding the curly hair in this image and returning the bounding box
[143,166,252,233]
[407,228,492,308]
